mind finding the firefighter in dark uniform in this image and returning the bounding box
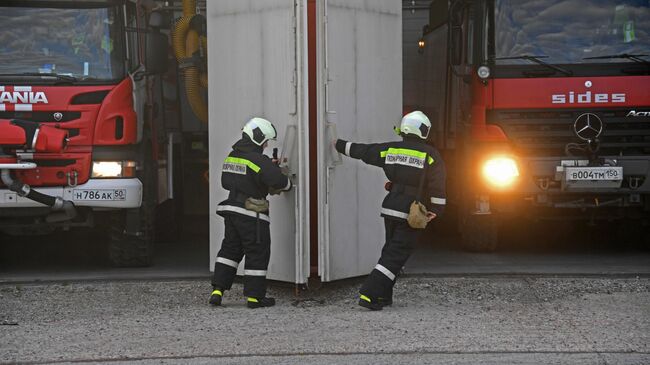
[210,117,292,308]
[334,111,446,310]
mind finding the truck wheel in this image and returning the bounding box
[107,207,154,267]
[617,220,649,250]
[459,213,498,252]
[107,142,156,267]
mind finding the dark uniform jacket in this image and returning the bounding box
[335,137,446,220]
[216,136,292,222]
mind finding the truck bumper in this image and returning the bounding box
[518,156,650,194]
[478,156,650,217]
[0,178,142,209]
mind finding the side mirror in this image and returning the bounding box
[428,0,448,30]
[145,32,169,75]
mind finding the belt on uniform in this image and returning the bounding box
[390,183,419,196]
[227,190,267,244]
[228,191,253,203]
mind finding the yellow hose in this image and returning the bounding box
[172,17,191,60]
[201,36,207,54]
[184,67,208,123]
[183,0,195,16]
[172,0,208,124]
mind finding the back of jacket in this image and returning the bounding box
[217,136,292,221]
[335,137,446,220]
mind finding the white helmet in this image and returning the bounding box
[242,117,277,146]
[397,111,431,139]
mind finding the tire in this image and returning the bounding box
[617,220,650,250]
[107,142,156,267]
[107,210,154,267]
[459,212,498,252]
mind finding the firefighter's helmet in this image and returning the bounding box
[243,117,277,146]
[397,111,431,139]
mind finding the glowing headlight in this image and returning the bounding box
[92,161,136,178]
[482,157,519,188]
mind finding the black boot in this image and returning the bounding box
[358,294,383,311]
[378,285,393,307]
[378,297,393,307]
[209,288,223,306]
[247,297,276,308]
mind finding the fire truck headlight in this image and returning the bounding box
[92,161,137,178]
[482,157,519,188]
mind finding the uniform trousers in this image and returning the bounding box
[360,218,419,300]
[211,214,271,298]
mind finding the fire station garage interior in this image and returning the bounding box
[1,0,649,283]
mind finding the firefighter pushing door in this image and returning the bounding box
[335,111,447,310]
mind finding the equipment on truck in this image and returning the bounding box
[172,0,208,123]
[421,0,650,251]
[0,120,76,223]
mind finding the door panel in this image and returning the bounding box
[207,0,309,284]
[317,0,402,281]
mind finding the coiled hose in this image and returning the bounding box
[1,169,77,223]
[172,0,208,123]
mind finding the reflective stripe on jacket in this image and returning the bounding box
[335,137,446,219]
[218,137,292,220]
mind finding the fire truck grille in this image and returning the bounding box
[0,111,81,123]
[487,109,650,157]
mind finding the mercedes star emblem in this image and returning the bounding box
[53,112,63,122]
[573,113,603,141]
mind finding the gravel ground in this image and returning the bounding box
[1,276,649,364]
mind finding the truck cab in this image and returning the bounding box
[423,0,650,250]
[0,0,169,266]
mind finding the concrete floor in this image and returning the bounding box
[404,248,650,276]
[1,221,649,283]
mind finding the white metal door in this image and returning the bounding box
[317,0,402,281]
[207,0,310,284]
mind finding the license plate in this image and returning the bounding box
[72,189,127,201]
[565,166,623,181]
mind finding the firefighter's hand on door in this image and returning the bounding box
[272,157,287,165]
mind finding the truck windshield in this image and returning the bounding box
[492,0,650,65]
[0,6,125,82]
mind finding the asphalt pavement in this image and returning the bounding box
[1,221,649,364]
[1,277,649,364]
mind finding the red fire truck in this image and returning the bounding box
[0,0,171,266]
[422,0,650,250]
